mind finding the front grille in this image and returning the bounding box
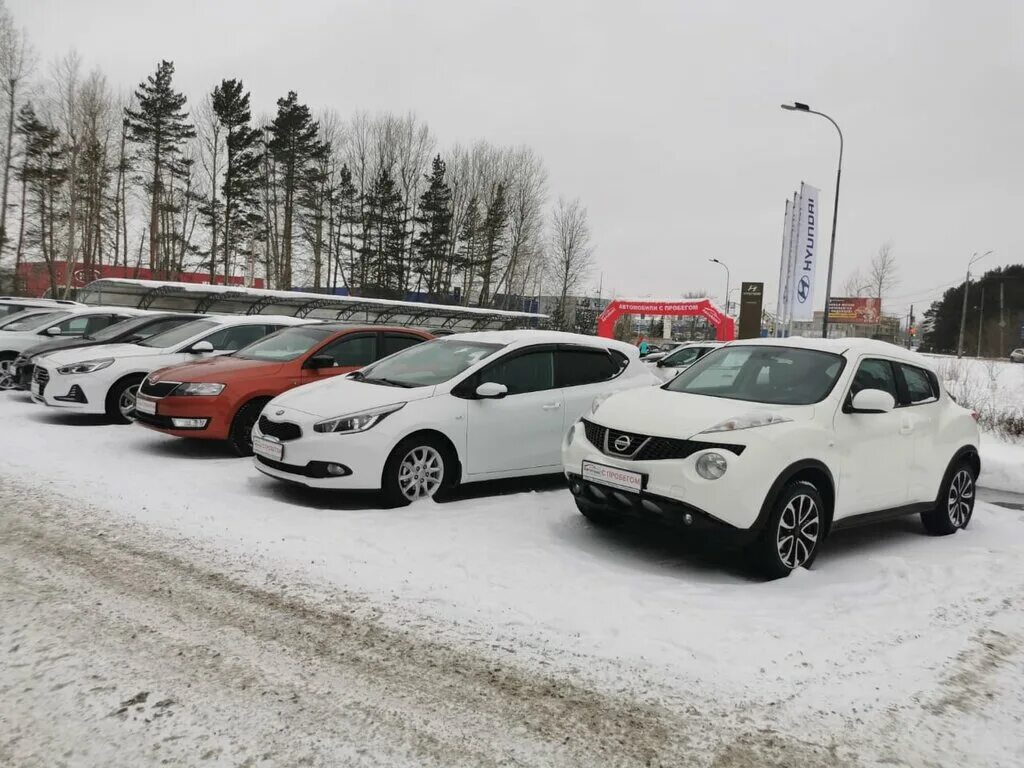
[139,379,180,398]
[33,367,49,396]
[581,419,744,461]
[258,415,302,442]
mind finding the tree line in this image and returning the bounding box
[0,3,594,325]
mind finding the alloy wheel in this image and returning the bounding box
[947,469,974,527]
[777,493,820,569]
[397,446,444,501]
[119,385,140,420]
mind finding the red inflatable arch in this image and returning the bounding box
[597,298,735,341]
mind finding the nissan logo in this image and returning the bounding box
[613,435,632,452]
[797,275,811,302]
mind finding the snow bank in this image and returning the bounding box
[980,435,1024,494]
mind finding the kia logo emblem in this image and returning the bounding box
[613,435,632,452]
[797,275,811,302]
[275,409,285,416]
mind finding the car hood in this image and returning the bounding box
[42,342,175,366]
[23,337,102,358]
[269,375,436,418]
[150,356,286,383]
[590,386,814,440]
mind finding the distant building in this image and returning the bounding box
[789,310,900,342]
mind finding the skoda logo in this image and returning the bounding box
[613,435,632,452]
[275,409,285,416]
[797,275,811,302]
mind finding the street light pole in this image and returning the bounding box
[957,250,991,358]
[709,258,730,315]
[781,102,843,339]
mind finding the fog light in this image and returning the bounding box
[171,418,208,429]
[325,463,347,476]
[695,452,727,480]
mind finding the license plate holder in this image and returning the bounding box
[136,397,157,416]
[253,436,284,462]
[582,460,644,494]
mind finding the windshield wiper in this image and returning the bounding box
[362,376,413,388]
[348,370,366,380]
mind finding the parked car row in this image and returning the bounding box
[3,308,982,578]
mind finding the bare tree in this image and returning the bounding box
[0,3,33,274]
[547,197,594,330]
[841,267,869,297]
[868,241,899,309]
[196,94,224,281]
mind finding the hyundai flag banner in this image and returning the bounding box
[789,183,820,321]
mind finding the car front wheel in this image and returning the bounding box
[921,461,975,535]
[381,435,453,507]
[754,480,824,579]
[105,376,145,424]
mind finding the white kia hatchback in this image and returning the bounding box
[252,330,658,504]
[562,337,981,578]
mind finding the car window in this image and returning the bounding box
[0,310,69,331]
[358,338,504,388]
[381,333,425,358]
[139,319,218,348]
[317,334,377,367]
[133,316,196,340]
[663,346,703,366]
[557,348,622,387]
[235,325,336,362]
[480,350,555,395]
[202,324,274,352]
[849,358,898,400]
[898,363,938,405]
[83,315,120,335]
[52,315,93,336]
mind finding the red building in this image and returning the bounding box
[15,262,262,298]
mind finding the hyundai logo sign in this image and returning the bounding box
[613,435,632,452]
[797,275,811,303]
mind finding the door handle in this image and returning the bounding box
[900,422,914,435]
[542,402,561,410]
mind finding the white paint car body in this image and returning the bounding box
[563,337,981,577]
[0,306,149,359]
[31,315,311,419]
[252,330,659,501]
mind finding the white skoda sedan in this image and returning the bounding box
[562,338,981,578]
[252,330,658,504]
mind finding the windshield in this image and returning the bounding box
[355,338,504,388]
[0,310,70,332]
[235,326,336,362]
[138,319,218,348]
[666,345,845,405]
[85,315,149,342]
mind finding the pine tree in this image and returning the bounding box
[332,164,359,291]
[212,79,262,285]
[412,154,453,300]
[266,91,323,288]
[360,165,403,297]
[477,182,508,306]
[456,195,482,305]
[125,60,195,271]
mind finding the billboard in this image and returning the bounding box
[827,297,882,324]
[738,282,764,339]
[789,182,820,321]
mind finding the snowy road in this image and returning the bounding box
[2,393,1024,766]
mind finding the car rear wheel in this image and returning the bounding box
[921,461,975,536]
[228,399,269,457]
[0,353,17,390]
[381,435,453,507]
[105,375,144,424]
[753,480,823,579]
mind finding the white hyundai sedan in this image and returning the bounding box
[32,315,310,422]
[252,330,658,504]
[562,337,981,578]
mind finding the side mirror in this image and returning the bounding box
[307,355,334,370]
[45,326,62,336]
[849,388,896,414]
[190,340,214,354]
[475,382,508,399]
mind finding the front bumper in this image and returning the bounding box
[31,368,106,413]
[561,419,771,531]
[251,415,392,490]
[134,394,229,439]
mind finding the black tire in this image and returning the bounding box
[0,352,17,391]
[381,434,455,507]
[751,480,824,579]
[105,375,145,424]
[921,460,975,536]
[228,399,269,457]
[575,497,623,527]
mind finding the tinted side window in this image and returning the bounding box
[557,349,619,387]
[480,350,555,395]
[84,315,118,334]
[318,334,377,367]
[136,317,190,339]
[898,363,938,405]
[850,358,897,399]
[53,315,92,335]
[204,324,273,351]
[380,333,424,358]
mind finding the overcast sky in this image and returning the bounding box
[9,0,1023,318]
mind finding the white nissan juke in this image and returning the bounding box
[252,330,658,504]
[562,337,981,578]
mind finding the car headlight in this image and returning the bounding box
[700,413,792,433]
[589,393,612,416]
[173,382,226,396]
[56,358,114,375]
[313,402,406,434]
[695,452,728,480]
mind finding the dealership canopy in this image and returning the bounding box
[77,279,546,331]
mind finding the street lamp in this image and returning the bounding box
[957,250,992,358]
[709,258,730,315]
[781,102,843,339]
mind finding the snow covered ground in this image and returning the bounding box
[2,392,1024,766]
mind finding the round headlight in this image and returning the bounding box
[695,452,728,480]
